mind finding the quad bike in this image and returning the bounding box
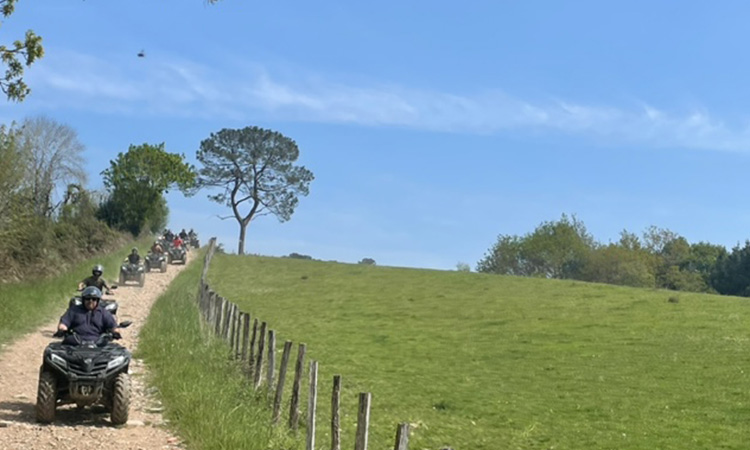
[119,262,145,287]
[144,252,167,273]
[189,235,200,249]
[35,321,133,425]
[167,245,187,265]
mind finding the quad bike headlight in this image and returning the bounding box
[50,353,67,368]
[107,356,126,370]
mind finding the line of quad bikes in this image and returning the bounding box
[34,235,199,425]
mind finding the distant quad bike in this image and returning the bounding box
[189,235,200,249]
[168,246,187,265]
[144,252,167,273]
[119,262,145,287]
[36,321,133,425]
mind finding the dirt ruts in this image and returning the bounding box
[0,254,192,450]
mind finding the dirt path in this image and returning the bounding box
[0,254,193,450]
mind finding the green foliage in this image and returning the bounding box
[479,217,731,294]
[477,214,594,278]
[99,143,195,235]
[0,1,44,102]
[195,126,314,254]
[138,254,299,450]
[358,257,376,265]
[207,254,750,450]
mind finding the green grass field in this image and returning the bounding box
[137,251,299,450]
[205,254,750,450]
[0,239,151,347]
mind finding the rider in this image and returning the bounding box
[126,247,140,265]
[57,286,119,345]
[179,229,188,240]
[79,265,112,294]
[173,235,184,250]
[150,240,164,254]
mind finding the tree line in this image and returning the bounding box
[476,214,750,297]
[0,118,312,282]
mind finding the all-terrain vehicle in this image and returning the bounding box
[119,262,145,287]
[144,251,167,273]
[189,234,200,249]
[35,321,133,425]
[167,244,187,265]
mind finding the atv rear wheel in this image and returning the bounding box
[35,369,57,423]
[110,372,130,425]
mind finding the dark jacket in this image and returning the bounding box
[81,276,109,291]
[60,304,117,343]
[127,253,140,264]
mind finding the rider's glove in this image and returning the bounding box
[53,330,64,338]
[112,331,122,339]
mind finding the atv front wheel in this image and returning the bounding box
[118,272,125,285]
[110,372,130,425]
[138,273,145,287]
[36,369,57,423]
[160,261,167,273]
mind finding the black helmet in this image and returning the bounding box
[81,286,102,302]
[92,264,104,276]
[131,247,138,254]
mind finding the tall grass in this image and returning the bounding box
[205,254,750,450]
[137,252,300,450]
[0,239,151,347]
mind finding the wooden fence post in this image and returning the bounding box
[249,318,258,377]
[214,296,225,337]
[267,329,276,394]
[253,321,267,389]
[393,423,409,450]
[222,302,233,341]
[331,375,341,450]
[306,360,318,450]
[289,343,307,431]
[354,393,371,450]
[240,313,251,362]
[273,340,293,424]
[229,304,237,349]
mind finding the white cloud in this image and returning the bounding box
[15,48,750,151]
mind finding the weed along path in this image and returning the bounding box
[0,253,192,450]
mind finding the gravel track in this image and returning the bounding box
[0,254,192,450]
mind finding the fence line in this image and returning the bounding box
[196,238,413,450]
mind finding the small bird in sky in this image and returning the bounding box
[137,49,145,58]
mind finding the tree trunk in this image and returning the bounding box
[238,221,247,255]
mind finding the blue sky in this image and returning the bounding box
[3,1,750,269]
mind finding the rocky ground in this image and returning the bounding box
[0,254,192,450]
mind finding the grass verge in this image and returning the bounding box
[137,251,300,450]
[0,238,152,347]
[206,254,750,450]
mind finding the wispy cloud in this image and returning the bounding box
[16,49,750,151]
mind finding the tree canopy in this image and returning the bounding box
[0,0,43,102]
[99,143,195,236]
[195,126,314,254]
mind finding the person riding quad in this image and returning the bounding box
[179,229,188,240]
[150,240,164,254]
[126,247,140,265]
[78,264,112,294]
[57,286,120,345]
[173,235,184,250]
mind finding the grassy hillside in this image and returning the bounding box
[207,254,750,450]
[0,239,152,347]
[137,251,298,450]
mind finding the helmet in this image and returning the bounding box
[131,247,138,254]
[92,264,104,276]
[81,286,102,302]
